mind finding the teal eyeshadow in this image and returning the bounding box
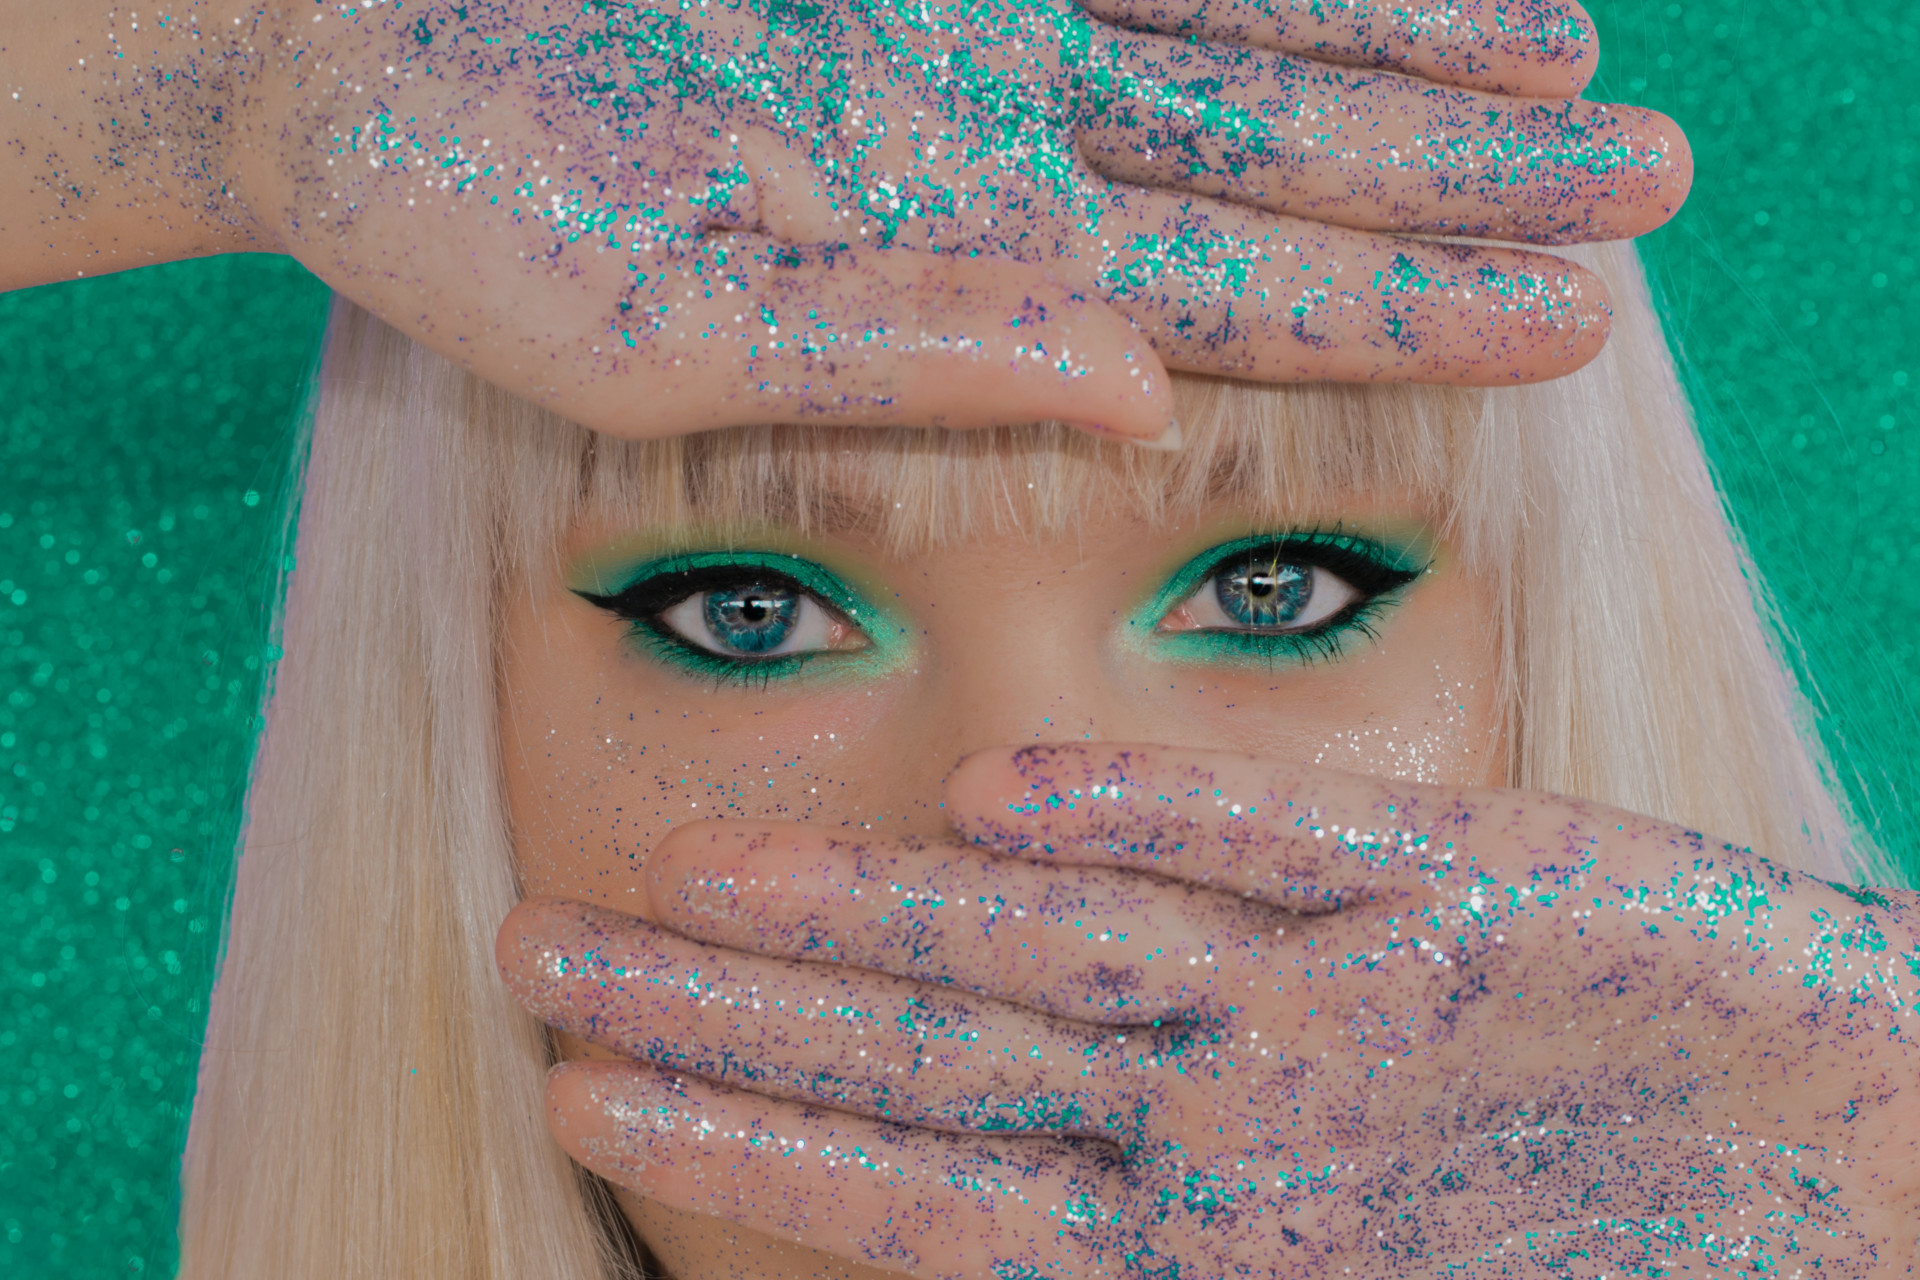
[571,548,911,684]
[1122,529,1430,670]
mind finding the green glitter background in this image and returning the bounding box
[1,3,1915,1273]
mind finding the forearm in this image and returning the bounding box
[0,0,274,290]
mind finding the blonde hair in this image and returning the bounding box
[178,240,1878,1279]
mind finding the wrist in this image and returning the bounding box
[0,0,279,290]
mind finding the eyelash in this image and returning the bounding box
[575,561,861,687]
[1150,529,1426,668]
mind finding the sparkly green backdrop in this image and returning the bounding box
[2,2,1915,1274]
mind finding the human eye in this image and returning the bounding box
[572,550,890,684]
[1138,529,1428,666]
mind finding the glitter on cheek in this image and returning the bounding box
[504,625,922,915]
[1313,661,1484,785]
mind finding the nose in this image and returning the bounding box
[841,584,1126,839]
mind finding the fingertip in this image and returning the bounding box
[946,741,1155,842]
[1564,60,1601,103]
[544,1059,677,1181]
[1487,44,1599,99]
[945,743,1103,848]
[1649,108,1695,221]
[1403,0,1599,95]
[1523,257,1612,380]
[649,818,730,860]
[645,821,737,907]
[943,747,1029,835]
[1585,105,1692,239]
[1455,253,1611,385]
[646,821,810,923]
[544,1057,605,1125]
[1072,334,1177,445]
[1125,345,1178,440]
[1556,262,1613,373]
[888,255,1174,439]
[542,1062,596,1163]
[1038,339,1176,445]
[947,741,1089,794]
[547,1056,652,1109]
[1065,415,1182,452]
[495,894,582,988]
[1557,2,1602,97]
[1485,0,1601,97]
[1341,242,1613,386]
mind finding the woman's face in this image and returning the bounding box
[501,486,1503,1277]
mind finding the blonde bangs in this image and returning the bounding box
[477,368,1496,580]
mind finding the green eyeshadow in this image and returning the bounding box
[1122,528,1431,671]
[571,547,912,686]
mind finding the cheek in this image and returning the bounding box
[1115,576,1502,787]
[1299,584,1503,787]
[502,628,928,906]
[1298,658,1500,786]
[1111,656,1498,786]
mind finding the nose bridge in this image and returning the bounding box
[914,619,1115,767]
[846,547,1131,836]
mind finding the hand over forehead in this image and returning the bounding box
[501,744,1920,1276]
[222,0,1685,437]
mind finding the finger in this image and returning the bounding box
[497,896,1137,1135]
[1061,190,1611,384]
[945,743,1920,1012]
[1082,37,1690,245]
[310,227,1179,445]
[647,822,1283,1020]
[1081,0,1601,97]
[944,742,1489,911]
[548,1060,1117,1280]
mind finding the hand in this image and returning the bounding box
[7,1,1686,442]
[499,744,1920,1277]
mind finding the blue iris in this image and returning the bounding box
[703,583,800,653]
[1216,557,1312,627]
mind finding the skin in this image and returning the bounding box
[502,495,1500,1275]
[0,0,1687,442]
[498,498,1920,1277]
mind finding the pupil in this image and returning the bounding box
[704,583,800,654]
[1216,557,1312,627]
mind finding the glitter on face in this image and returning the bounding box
[1313,661,1483,783]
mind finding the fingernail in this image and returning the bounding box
[1130,418,1183,452]
[1065,418,1183,451]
